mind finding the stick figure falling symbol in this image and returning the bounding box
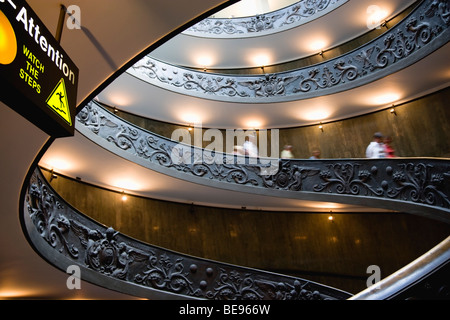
[53,92,66,114]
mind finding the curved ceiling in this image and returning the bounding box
[41,0,450,210]
[151,0,416,69]
[96,0,450,130]
[210,0,300,19]
[25,0,240,106]
[98,44,450,129]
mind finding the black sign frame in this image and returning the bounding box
[0,0,78,137]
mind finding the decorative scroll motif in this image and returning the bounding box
[134,253,200,297]
[77,101,262,187]
[294,60,358,93]
[184,0,347,38]
[27,181,79,259]
[70,223,149,279]
[312,163,385,197]
[387,163,450,208]
[128,0,450,103]
[241,74,299,97]
[76,101,450,214]
[24,168,351,300]
[262,161,321,191]
[205,268,333,300]
[130,58,249,98]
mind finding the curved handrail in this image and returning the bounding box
[76,101,450,224]
[349,235,450,300]
[21,166,352,300]
[183,0,348,38]
[127,0,450,103]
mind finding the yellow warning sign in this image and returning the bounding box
[46,78,71,126]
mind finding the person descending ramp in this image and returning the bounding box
[46,78,71,126]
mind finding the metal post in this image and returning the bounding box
[55,4,67,43]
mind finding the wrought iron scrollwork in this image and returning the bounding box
[387,163,450,208]
[23,168,351,300]
[77,102,263,187]
[134,253,200,297]
[313,163,384,196]
[262,161,321,191]
[27,180,79,259]
[76,101,450,217]
[184,0,347,38]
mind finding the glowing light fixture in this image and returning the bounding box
[370,92,401,105]
[250,53,271,69]
[366,5,389,30]
[43,157,72,171]
[112,178,140,191]
[183,116,202,126]
[303,109,331,121]
[309,39,327,53]
[245,119,263,129]
[0,288,39,299]
[195,55,215,70]
[107,92,133,108]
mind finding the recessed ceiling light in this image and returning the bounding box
[195,55,215,68]
[41,157,72,171]
[309,40,327,52]
[366,5,389,30]
[371,93,401,105]
[111,178,141,191]
[181,113,202,125]
[302,109,331,121]
[250,53,271,68]
[245,119,263,129]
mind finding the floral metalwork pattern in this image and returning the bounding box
[77,101,262,187]
[76,101,450,217]
[184,0,348,38]
[23,168,351,300]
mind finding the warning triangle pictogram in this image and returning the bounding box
[46,78,71,126]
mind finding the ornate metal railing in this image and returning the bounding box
[76,101,450,224]
[183,0,348,38]
[21,167,352,300]
[349,235,450,300]
[128,0,450,103]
